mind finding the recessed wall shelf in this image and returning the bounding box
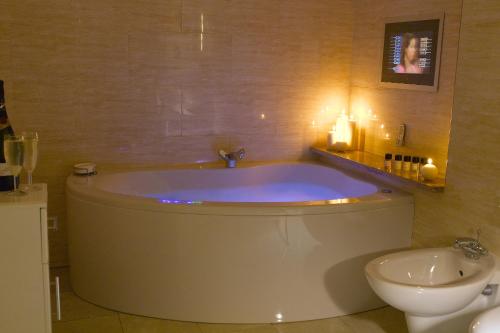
[311,146,446,191]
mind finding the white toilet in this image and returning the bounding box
[469,305,500,333]
[365,242,500,333]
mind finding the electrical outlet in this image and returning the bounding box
[48,216,58,231]
[396,123,406,146]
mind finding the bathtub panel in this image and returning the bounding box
[68,194,413,323]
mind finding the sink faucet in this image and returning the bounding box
[218,148,245,168]
[454,237,488,260]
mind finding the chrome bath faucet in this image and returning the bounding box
[218,148,245,168]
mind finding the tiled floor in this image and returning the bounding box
[50,268,408,333]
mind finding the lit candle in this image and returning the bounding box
[421,158,438,181]
[334,113,352,146]
[333,142,348,151]
[349,118,358,149]
[327,130,335,149]
[326,110,355,151]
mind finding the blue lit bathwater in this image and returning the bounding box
[146,182,345,203]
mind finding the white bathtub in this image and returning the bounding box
[66,162,414,323]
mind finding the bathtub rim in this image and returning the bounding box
[66,161,413,216]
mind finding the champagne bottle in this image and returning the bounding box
[0,80,16,191]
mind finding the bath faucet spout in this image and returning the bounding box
[218,148,245,168]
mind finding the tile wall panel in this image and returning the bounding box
[412,0,500,255]
[349,0,463,174]
[349,0,499,255]
[0,0,353,265]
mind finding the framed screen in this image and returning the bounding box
[380,15,443,91]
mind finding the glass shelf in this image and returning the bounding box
[311,146,445,191]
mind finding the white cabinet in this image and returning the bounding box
[0,185,52,333]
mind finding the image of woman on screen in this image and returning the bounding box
[394,33,423,74]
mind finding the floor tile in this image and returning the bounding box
[340,307,407,333]
[50,288,407,333]
[120,313,202,333]
[273,316,354,333]
[52,291,117,322]
[199,323,278,333]
[52,315,123,333]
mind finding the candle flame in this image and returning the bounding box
[332,113,352,145]
[428,158,433,164]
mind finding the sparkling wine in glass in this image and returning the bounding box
[3,134,24,195]
[22,131,38,189]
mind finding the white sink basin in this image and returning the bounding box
[365,247,495,316]
[470,306,500,333]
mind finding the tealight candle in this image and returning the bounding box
[332,142,348,151]
[327,112,354,152]
[327,131,342,151]
[421,158,438,181]
[327,131,335,148]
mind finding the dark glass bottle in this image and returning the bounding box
[0,80,16,191]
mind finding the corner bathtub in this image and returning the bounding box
[66,162,414,323]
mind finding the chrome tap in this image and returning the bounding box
[218,148,245,168]
[454,237,488,260]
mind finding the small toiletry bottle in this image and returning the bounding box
[419,157,427,174]
[384,153,392,171]
[403,156,411,172]
[393,154,402,171]
[411,156,420,172]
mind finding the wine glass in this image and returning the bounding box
[21,131,38,190]
[3,134,25,196]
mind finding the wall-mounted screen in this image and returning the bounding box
[381,17,443,91]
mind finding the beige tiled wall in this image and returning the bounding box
[349,0,463,174]
[349,0,500,254]
[2,0,498,267]
[412,0,500,255]
[0,0,353,265]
